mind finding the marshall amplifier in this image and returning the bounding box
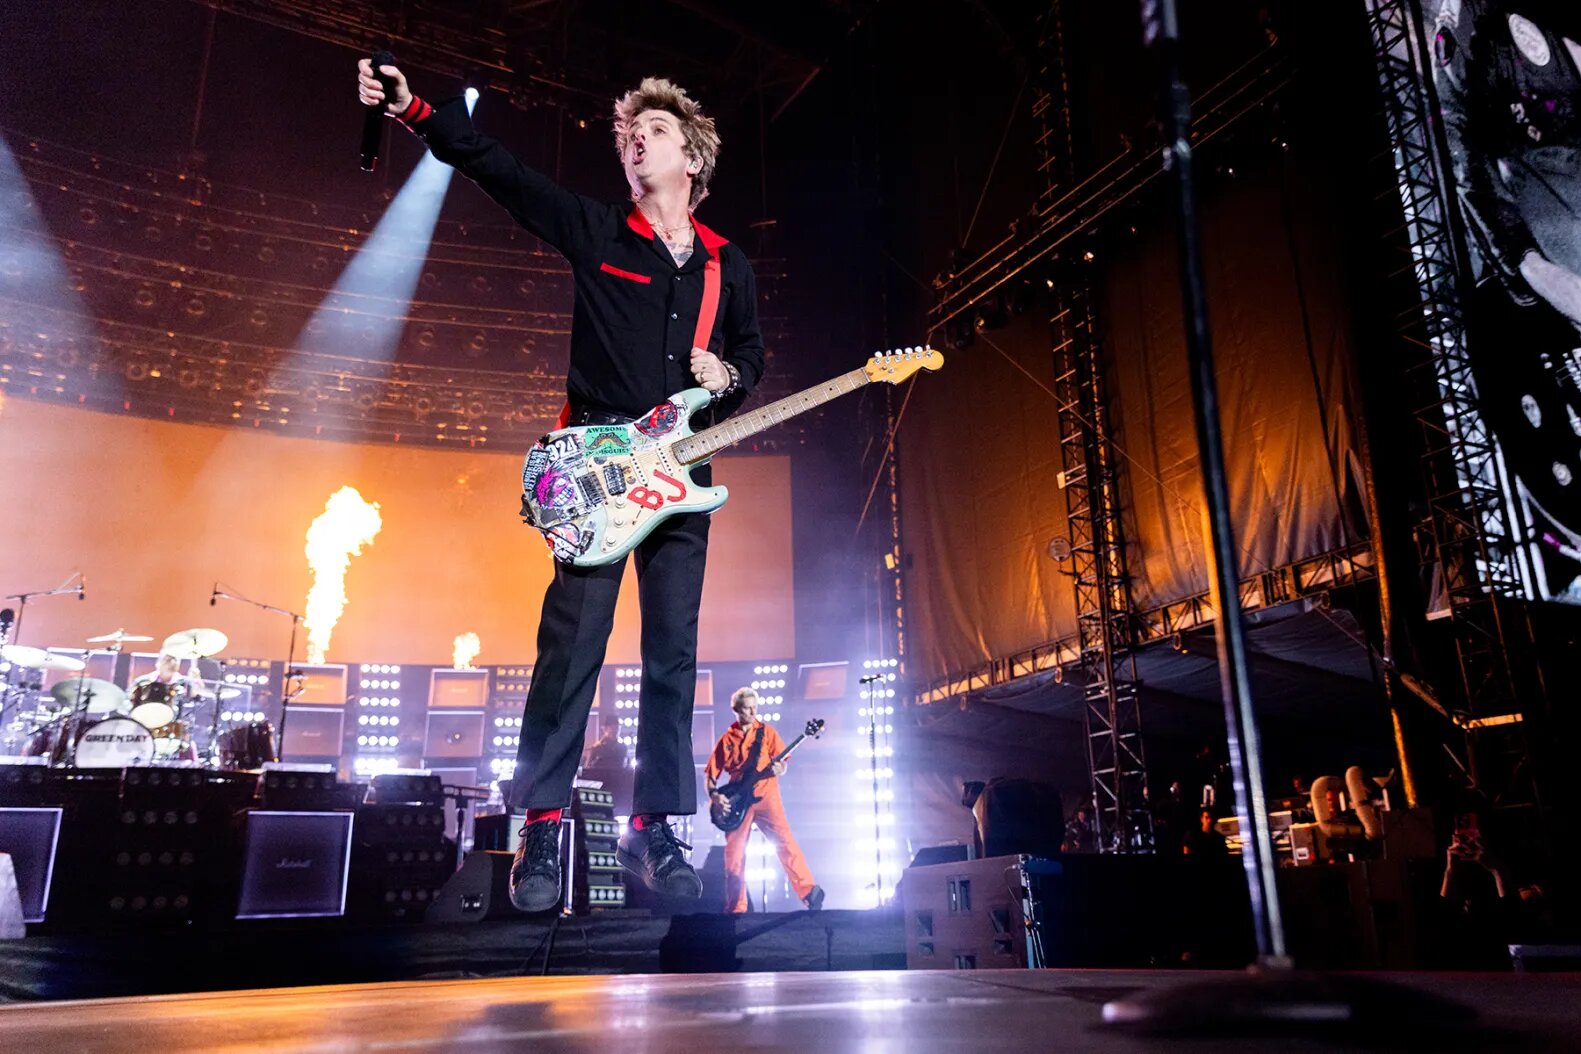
[235,810,355,919]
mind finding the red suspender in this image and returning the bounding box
[693,256,722,351]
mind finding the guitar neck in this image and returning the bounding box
[738,732,809,788]
[674,367,871,464]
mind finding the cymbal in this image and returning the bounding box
[1,644,86,672]
[49,676,127,713]
[161,627,228,660]
[86,629,155,644]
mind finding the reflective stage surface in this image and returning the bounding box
[1,968,1579,1052]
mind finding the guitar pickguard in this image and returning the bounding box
[520,390,729,566]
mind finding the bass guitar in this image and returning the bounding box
[520,347,943,565]
[710,718,825,833]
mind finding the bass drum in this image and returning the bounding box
[128,680,182,730]
[75,716,155,768]
[219,720,277,771]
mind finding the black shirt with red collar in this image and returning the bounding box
[398,96,765,421]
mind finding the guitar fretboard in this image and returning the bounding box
[674,367,871,464]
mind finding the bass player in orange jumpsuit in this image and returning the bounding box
[706,687,824,912]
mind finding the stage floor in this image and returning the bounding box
[0,969,1577,1052]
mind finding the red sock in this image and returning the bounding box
[630,813,665,830]
[525,808,562,825]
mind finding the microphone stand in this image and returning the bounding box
[1103,1,1469,1033]
[5,572,86,646]
[211,587,303,763]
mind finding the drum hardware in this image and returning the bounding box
[3,572,85,649]
[211,586,300,765]
[1,645,87,673]
[84,629,155,650]
[50,677,127,716]
[160,627,229,661]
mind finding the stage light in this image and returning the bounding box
[464,87,480,106]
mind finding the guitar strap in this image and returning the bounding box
[741,722,766,777]
[552,254,723,431]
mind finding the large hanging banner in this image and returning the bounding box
[1395,0,1581,602]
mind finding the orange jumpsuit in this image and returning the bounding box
[706,721,817,913]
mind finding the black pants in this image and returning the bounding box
[510,464,711,815]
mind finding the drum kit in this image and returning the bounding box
[0,627,277,771]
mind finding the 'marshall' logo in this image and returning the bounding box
[275,858,314,870]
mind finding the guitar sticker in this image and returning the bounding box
[522,448,550,494]
[534,468,578,509]
[634,400,681,437]
[545,522,593,561]
[584,426,633,459]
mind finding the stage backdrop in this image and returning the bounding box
[0,400,795,665]
[902,166,1366,685]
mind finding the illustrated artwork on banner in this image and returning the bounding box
[1407,0,1581,603]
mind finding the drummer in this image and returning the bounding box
[129,652,204,712]
[134,652,200,691]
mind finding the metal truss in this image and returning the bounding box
[1033,2,1148,852]
[913,543,1378,708]
[1363,0,1535,805]
[182,0,854,120]
[1052,279,1151,853]
[929,39,1291,332]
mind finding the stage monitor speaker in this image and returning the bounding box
[425,850,524,923]
[425,711,485,759]
[908,843,971,869]
[281,708,345,759]
[0,807,62,923]
[901,853,1052,970]
[235,810,355,919]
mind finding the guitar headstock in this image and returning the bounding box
[864,346,943,385]
[804,718,825,739]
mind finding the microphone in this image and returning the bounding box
[360,49,398,172]
[210,583,219,607]
[78,576,86,601]
[858,674,883,684]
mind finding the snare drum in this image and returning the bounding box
[74,716,155,768]
[219,720,277,770]
[129,680,182,730]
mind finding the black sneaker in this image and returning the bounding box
[803,885,826,911]
[509,818,562,913]
[616,818,703,898]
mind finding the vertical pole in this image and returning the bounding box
[1144,0,1286,963]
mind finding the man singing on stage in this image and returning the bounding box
[706,687,823,912]
[358,61,766,912]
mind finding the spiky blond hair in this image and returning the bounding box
[613,77,721,209]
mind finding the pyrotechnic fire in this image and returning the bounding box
[453,632,481,669]
[304,486,383,663]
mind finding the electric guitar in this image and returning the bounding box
[710,718,825,833]
[520,347,944,565]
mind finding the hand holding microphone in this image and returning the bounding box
[357,52,409,171]
[357,56,412,117]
